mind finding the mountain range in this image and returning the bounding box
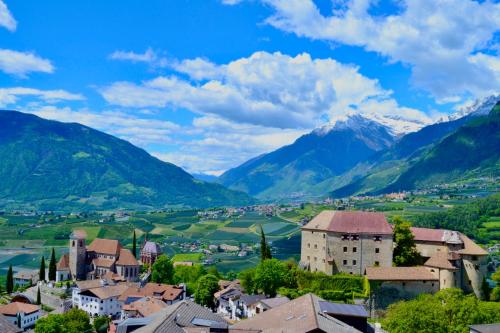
[0,111,253,211]
[219,95,500,200]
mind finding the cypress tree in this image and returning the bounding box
[48,248,57,281]
[39,256,46,282]
[6,264,13,294]
[132,230,137,258]
[36,287,41,305]
[16,313,21,328]
[260,226,272,261]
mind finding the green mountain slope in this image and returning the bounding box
[332,102,500,197]
[0,110,253,210]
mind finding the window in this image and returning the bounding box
[307,243,310,248]
[343,247,348,253]
[343,260,347,266]
[373,235,382,242]
[314,244,317,249]
[472,256,478,261]
[351,235,359,241]
[322,259,325,263]
[353,260,357,265]
[323,234,326,238]
[314,257,317,261]
[374,261,379,266]
[307,256,310,260]
[341,234,349,240]
[375,248,380,254]
[353,247,357,253]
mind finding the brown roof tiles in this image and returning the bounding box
[56,253,70,271]
[303,211,393,235]
[116,248,139,266]
[366,266,438,281]
[87,238,121,256]
[0,302,40,316]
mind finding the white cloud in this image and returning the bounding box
[101,51,425,129]
[109,47,168,68]
[25,106,179,147]
[0,0,16,31]
[258,0,500,101]
[221,0,243,5]
[0,87,84,107]
[0,49,54,77]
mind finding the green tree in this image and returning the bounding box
[194,274,219,309]
[48,248,57,281]
[94,315,111,333]
[491,266,500,301]
[260,225,272,262]
[151,255,174,284]
[39,256,46,282]
[481,277,491,301]
[132,230,137,258]
[173,264,206,295]
[239,268,256,294]
[392,216,422,266]
[36,287,41,305]
[6,264,14,294]
[35,308,92,333]
[254,259,288,297]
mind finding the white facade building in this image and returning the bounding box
[0,302,41,330]
[72,280,128,318]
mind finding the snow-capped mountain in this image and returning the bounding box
[438,94,500,123]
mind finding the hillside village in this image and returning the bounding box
[1,204,499,333]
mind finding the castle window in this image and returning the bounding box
[314,257,317,261]
[402,283,406,286]
[374,261,379,266]
[373,236,382,241]
[353,260,357,265]
[307,256,310,260]
[472,256,478,261]
[375,248,380,253]
[323,259,325,263]
[341,234,349,240]
[432,283,435,287]
[323,234,326,238]
[307,243,310,248]
[314,244,317,249]
[353,247,357,253]
[343,260,347,266]
[343,247,348,253]
[351,235,359,241]
[72,241,75,247]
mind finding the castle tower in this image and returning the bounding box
[69,230,87,280]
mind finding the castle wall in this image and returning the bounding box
[461,254,488,298]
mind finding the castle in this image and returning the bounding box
[57,230,141,282]
[301,211,488,298]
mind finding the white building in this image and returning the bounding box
[13,270,38,287]
[72,280,128,318]
[0,302,40,330]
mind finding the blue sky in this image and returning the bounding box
[0,0,499,175]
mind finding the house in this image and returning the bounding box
[301,211,394,275]
[411,227,488,298]
[13,270,38,287]
[72,279,129,318]
[131,300,229,333]
[249,296,290,317]
[470,323,500,333]
[0,302,41,330]
[68,230,141,282]
[230,293,362,333]
[55,254,71,282]
[119,283,185,305]
[317,299,369,332]
[215,284,266,320]
[0,314,21,333]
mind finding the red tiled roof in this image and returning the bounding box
[0,302,40,316]
[424,252,458,270]
[366,267,438,281]
[303,211,392,235]
[116,248,139,266]
[410,227,445,242]
[119,283,184,302]
[56,254,70,271]
[87,238,121,256]
[92,258,115,268]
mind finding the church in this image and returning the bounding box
[57,230,141,282]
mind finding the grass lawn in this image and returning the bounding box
[172,253,203,262]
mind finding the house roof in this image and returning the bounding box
[0,314,21,333]
[142,241,162,254]
[240,294,266,306]
[13,270,38,280]
[134,300,228,333]
[70,229,87,239]
[84,284,130,300]
[457,233,488,256]
[318,301,368,318]
[56,253,70,271]
[231,293,361,333]
[0,302,40,316]
[116,248,139,266]
[410,227,463,244]
[366,267,438,281]
[302,211,393,235]
[92,257,115,268]
[470,323,500,333]
[424,252,458,270]
[87,238,121,256]
[119,283,184,302]
[122,297,167,318]
[259,296,290,309]
[76,279,111,291]
[214,280,242,299]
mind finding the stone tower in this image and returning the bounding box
[69,230,87,280]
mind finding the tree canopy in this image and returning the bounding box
[39,256,46,282]
[6,264,13,294]
[35,308,92,333]
[194,274,219,309]
[151,254,174,284]
[260,225,272,262]
[392,216,422,267]
[48,248,57,281]
[383,288,500,333]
